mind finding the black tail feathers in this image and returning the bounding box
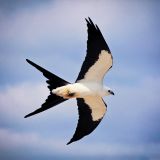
[24,59,70,118]
[26,59,69,90]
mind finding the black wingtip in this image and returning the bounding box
[85,17,98,31]
[85,17,93,23]
[26,59,36,67]
[26,59,30,63]
[88,17,92,22]
[85,18,89,24]
[26,59,34,65]
[88,17,94,26]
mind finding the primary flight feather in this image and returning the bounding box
[25,17,114,145]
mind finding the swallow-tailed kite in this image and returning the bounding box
[25,18,114,145]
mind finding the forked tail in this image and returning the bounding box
[24,59,70,118]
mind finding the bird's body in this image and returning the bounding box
[52,81,108,99]
[25,18,114,145]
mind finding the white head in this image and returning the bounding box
[104,86,114,96]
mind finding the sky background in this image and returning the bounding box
[0,0,160,159]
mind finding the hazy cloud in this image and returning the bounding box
[0,128,160,159]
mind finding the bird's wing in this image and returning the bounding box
[76,18,113,83]
[24,59,70,118]
[67,96,107,145]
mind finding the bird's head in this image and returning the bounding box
[104,87,115,96]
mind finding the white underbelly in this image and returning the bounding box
[69,82,105,97]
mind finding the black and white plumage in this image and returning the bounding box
[25,18,114,145]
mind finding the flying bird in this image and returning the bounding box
[25,17,114,145]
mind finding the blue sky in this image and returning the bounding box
[0,0,160,159]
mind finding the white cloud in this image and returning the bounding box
[0,128,160,158]
[108,76,160,125]
[1,0,153,47]
[0,82,76,119]
[0,82,47,117]
[0,128,65,153]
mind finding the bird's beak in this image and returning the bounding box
[110,90,114,95]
